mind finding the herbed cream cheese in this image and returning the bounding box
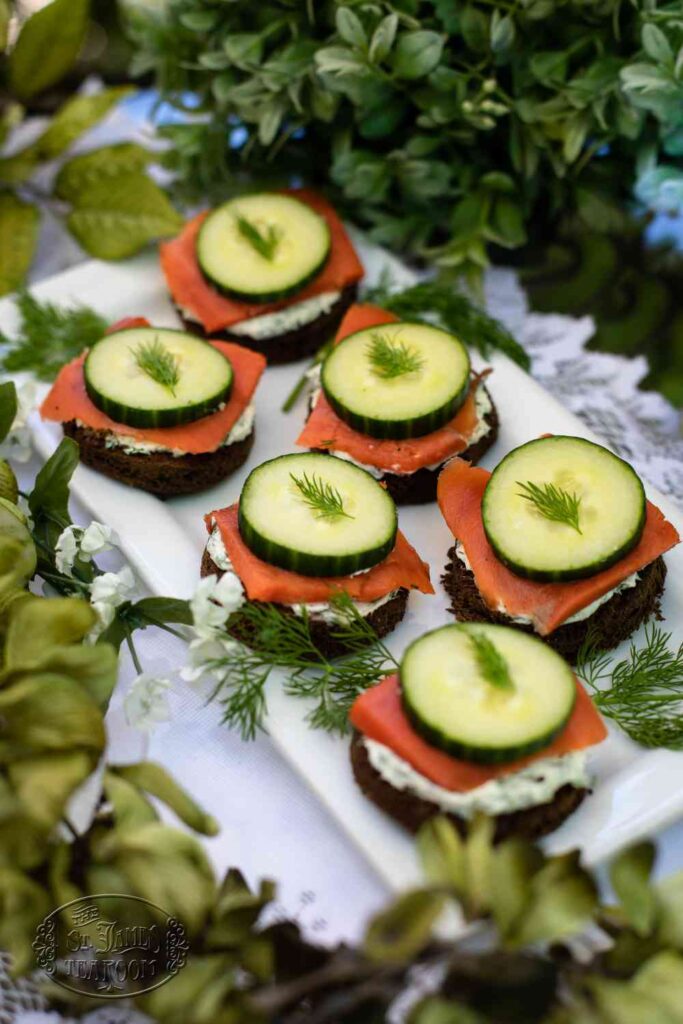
[315,383,493,478]
[227,291,342,340]
[101,402,256,458]
[206,525,395,622]
[453,541,641,625]
[364,738,590,817]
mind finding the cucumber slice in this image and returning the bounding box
[321,321,471,440]
[482,436,646,582]
[197,193,331,302]
[84,327,233,429]
[400,623,577,764]
[238,452,397,577]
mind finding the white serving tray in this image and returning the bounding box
[9,237,683,896]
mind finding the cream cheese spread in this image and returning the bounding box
[101,402,255,458]
[226,291,341,340]
[453,541,640,625]
[364,738,590,817]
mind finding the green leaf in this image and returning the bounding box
[529,51,568,86]
[8,751,93,828]
[28,437,79,525]
[8,0,89,101]
[491,839,543,939]
[336,7,367,50]
[0,1,9,51]
[315,45,369,78]
[133,596,193,628]
[55,143,151,203]
[491,12,515,54]
[5,597,96,667]
[365,889,446,963]
[111,762,219,836]
[369,13,398,63]
[0,194,39,297]
[488,197,527,248]
[642,24,673,66]
[510,852,597,946]
[460,6,489,53]
[418,816,466,891]
[392,31,444,80]
[66,172,183,260]
[180,10,217,32]
[223,33,263,69]
[0,382,17,446]
[610,842,657,935]
[35,87,133,161]
[409,996,484,1024]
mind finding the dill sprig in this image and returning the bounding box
[235,214,280,260]
[0,288,107,382]
[363,273,530,371]
[576,624,683,749]
[208,593,399,739]
[468,631,514,692]
[367,330,424,379]
[517,480,582,533]
[290,471,353,521]
[133,337,180,394]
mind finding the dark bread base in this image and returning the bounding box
[350,731,588,841]
[201,547,408,658]
[442,548,667,664]
[177,284,359,364]
[308,387,499,506]
[63,421,254,498]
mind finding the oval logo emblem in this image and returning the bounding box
[33,894,189,999]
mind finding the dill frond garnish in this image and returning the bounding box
[517,480,582,534]
[576,624,683,749]
[290,471,353,521]
[367,330,424,379]
[133,337,180,394]
[209,593,398,739]
[235,214,280,261]
[469,631,514,692]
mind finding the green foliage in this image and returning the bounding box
[0,288,108,381]
[7,0,89,100]
[129,1,683,281]
[0,194,39,296]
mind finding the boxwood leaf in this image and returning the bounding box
[336,7,367,50]
[392,31,445,80]
[55,142,151,203]
[8,0,89,101]
[369,14,398,64]
[66,172,183,260]
[0,194,39,297]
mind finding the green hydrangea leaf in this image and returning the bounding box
[55,142,151,202]
[0,381,17,446]
[66,171,183,259]
[365,889,446,963]
[111,762,219,837]
[0,194,39,297]
[35,87,133,161]
[610,842,657,936]
[8,751,93,829]
[4,596,96,667]
[8,0,89,101]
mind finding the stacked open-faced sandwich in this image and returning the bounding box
[438,436,680,661]
[296,304,499,504]
[350,622,607,840]
[40,318,265,497]
[160,189,364,364]
[201,452,433,655]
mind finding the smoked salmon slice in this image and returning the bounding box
[350,673,607,792]
[159,189,364,335]
[296,303,490,473]
[206,504,434,603]
[41,337,266,456]
[437,458,680,635]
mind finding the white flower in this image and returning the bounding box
[55,521,117,576]
[124,673,172,731]
[181,634,240,687]
[88,566,136,633]
[189,571,244,640]
[0,380,36,464]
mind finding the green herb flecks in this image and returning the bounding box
[577,624,683,750]
[235,214,281,261]
[0,289,107,382]
[290,471,353,521]
[210,593,398,739]
[469,631,515,692]
[517,480,582,534]
[133,337,180,395]
[367,330,424,380]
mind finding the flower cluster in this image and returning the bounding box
[182,572,245,688]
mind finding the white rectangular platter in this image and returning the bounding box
[9,237,683,896]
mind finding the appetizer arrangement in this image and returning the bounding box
[350,622,607,840]
[202,452,433,655]
[296,304,498,504]
[438,437,680,661]
[160,189,364,363]
[40,318,266,496]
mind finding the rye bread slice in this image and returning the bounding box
[306,386,499,506]
[442,547,667,664]
[350,731,588,841]
[177,284,358,365]
[201,547,408,658]
[63,421,254,498]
